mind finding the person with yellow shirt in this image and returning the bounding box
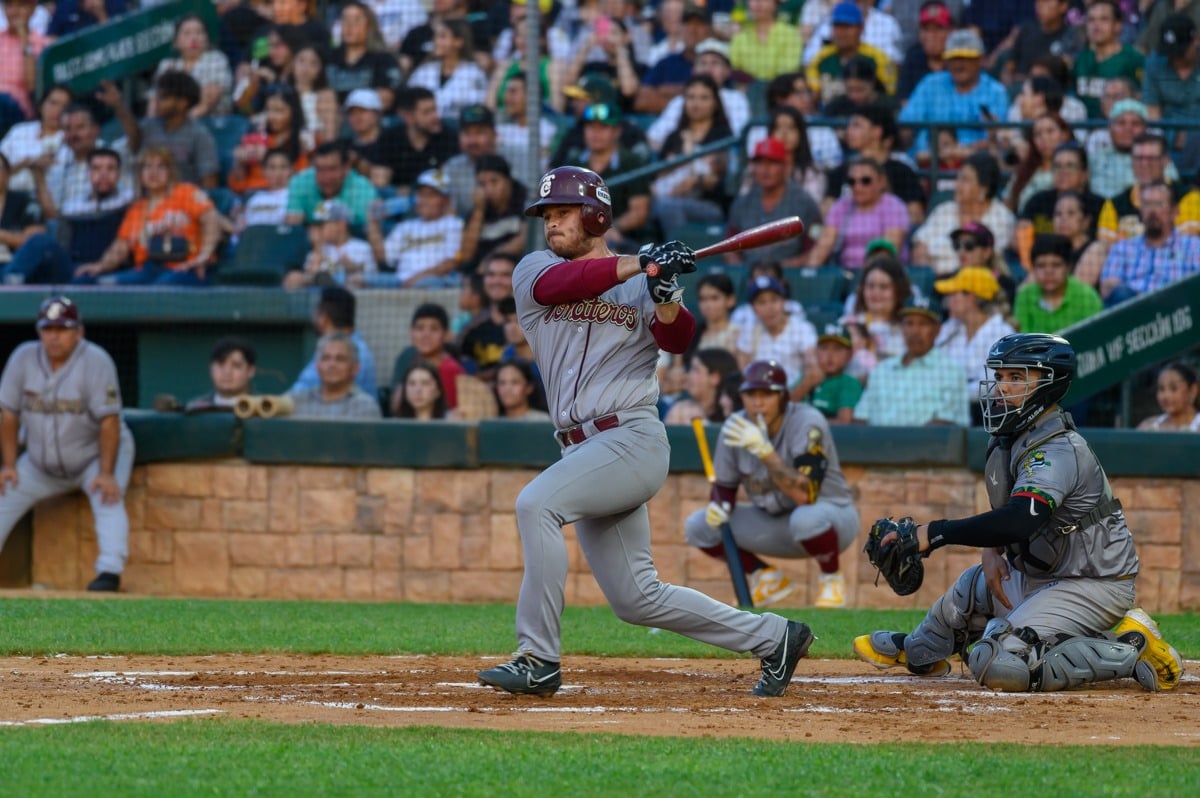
[806,2,896,110]
[730,0,804,82]
[1097,133,1200,242]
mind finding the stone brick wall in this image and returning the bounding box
[31,461,1199,612]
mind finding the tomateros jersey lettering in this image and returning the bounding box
[541,298,639,331]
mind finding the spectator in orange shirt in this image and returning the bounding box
[75,147,222,286]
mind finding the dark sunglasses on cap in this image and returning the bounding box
[953,238,979,252]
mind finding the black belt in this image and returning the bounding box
[557,414,620,447]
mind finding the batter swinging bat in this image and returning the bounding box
[645,217,806,277]
[691,417,754,608]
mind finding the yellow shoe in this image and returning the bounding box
[815,572,846,608]
[1114,608,1184,692]
[853,632,951,676]
[750,567,793,607]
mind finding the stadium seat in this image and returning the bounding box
[786,266,847,305]
[907,264,937,299]
[203,115,251,186]
[668,221,725,253]
[217,224,310,286]
[804,301,845,334]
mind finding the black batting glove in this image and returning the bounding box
[647,271,685,305]
[638,240,697,278]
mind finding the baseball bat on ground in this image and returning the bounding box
[691,417,754,609]
[645,217,806,277]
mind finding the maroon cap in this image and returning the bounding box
[751,137,788,163]
[37,295,81,329]
[950,221,995,249]
[919,4,953,28]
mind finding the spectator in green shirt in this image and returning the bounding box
[805,323,863,424]
[1014,233,1103,333]
[285,141,379,227]
[1073,0,1144,119]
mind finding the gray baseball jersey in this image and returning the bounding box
[0,340,127,478]
[985,410,1138,581]
[714,403,855,516]
[513,249,661,426]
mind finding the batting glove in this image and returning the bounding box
[647,271,685,305]
[638,240,697,277]
[722,414,775,459]
[705,500,731,527]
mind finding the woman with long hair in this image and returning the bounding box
[1005,113,1073,214]
[765,105,823,202]
[155,14,233,118]
[806,157,909,270]
[842,254,911,372]
[327,1,402,113]
[406,17,489,119]
[234,24,308,114]
[663,348,741,425]
[1052,191,1107,290]
[396,363,448,420]
[690,272,741,357]
[651,74,732,235]
[0,84,70,194]
[911,151,1016,274]
[494,360,551,421]
[1137,362,1200,432]
[227,83,311,195]
[288,44,340,144]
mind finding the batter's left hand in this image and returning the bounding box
[638,241,696,278]
[90,473,122,505]
[722,414,774,459]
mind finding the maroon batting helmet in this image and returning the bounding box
[36,295,81,330]
[524,165,612,236]
[739,359,788,395]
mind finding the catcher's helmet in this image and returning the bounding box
[524,165,612,236]
[979,333,1075,435]
[36,295,81,330]
[739,359,788,395]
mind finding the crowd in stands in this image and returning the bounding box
[0,0,1197,429]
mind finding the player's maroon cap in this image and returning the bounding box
[37,295,82,329]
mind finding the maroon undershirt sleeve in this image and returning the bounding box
[650,306,696,354]
[532,257,621,304]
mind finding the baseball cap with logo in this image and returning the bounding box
[582,102,623,125]
[37,295,81,329]
[919,3,953,28]
[695,38,731,63]
[313,199,351,223]
[865,237,898,258]
[344,88,382,112]
[563,73,619,104]
[751,136,788,162]
[943,29,984,59]
[949,221,995,249]
[817,322,852,348]
[897,295,942,322]
[459,104,495,128]
[747,275,788,302]
[831,1,864,26]
[1160,13,1197,58]
[416,169,451,195]
[934,266,1001,301]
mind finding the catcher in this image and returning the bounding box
[855,333,1183,693]
[683,359,860,607]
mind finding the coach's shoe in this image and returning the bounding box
[478,652,562,696]
[815,572,846,608]
[1114,608,1184,692]
[853,631,951,677]
[753,620,813,696]
[86,572,120,592]
[750,567,794,607]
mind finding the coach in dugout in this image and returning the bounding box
[0,295,134,592]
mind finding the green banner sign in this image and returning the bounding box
[1062,271,1200,401]
[37,0,219,96]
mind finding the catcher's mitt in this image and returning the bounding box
[863,516,925,596]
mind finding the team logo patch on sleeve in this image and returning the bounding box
[106,384,118,405]
[1020,450,1051,477]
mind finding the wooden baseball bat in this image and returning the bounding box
[645,216,806,277]
[691,417,754,609]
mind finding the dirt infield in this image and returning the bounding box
[2,654,1197,745]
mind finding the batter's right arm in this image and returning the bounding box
[0,409,20,492]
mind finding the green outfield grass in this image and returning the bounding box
[0,597,1195,796]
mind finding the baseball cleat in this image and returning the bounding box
[87,572,120,592]
[478,652,562,696]
[853,631,951,676]
[1114,608,1184,692]
[750,567,794,607]
[753,620,813,697]
[815,572,846,608]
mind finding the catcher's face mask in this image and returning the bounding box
[979,366,1055,435]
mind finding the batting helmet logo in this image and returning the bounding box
[739,360,788,394]
[525,166,612,236]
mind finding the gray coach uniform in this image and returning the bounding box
[684,403,859,557]
[0,339,135,578]
[509,248,788,663]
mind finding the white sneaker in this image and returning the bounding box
[750,567,793,607]
[815,572,846,608]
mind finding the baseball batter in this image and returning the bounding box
[0,296,134,592]
[855,333,1183,692]
[478,166,811,698]
[684,359,860,609]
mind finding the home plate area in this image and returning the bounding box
[1,655,1197,745]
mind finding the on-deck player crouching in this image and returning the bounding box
[478,165,812,697]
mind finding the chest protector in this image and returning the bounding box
[985,412,1123,577]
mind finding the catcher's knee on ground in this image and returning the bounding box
[904,564,992,668]
[968,618,1139,692]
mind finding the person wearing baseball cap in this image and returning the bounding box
[739,274,819,398]
[898,1,955,99]
[806,2,898,110]
[0,295,135,592]
[286,199,376,289]
[935,265,1014,401]
[1089,97,1150,198]
[727,138,822,268]
[1145,13,1200,177]
[440,103,499,217]
[810,322,863,425]
[899,27,1010,162]
[854,295,969,426]
[343,89,387,179]
[367,167,463,287]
